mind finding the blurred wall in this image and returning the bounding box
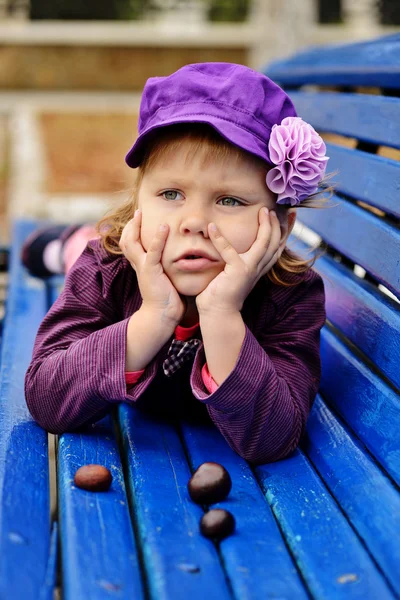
[0,0,398,89]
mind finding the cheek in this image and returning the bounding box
[139,210,159,252]
[223,221,258,254]
[140,226,152,252]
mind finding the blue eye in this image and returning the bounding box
[162,190,182,201]
[218,197,243,207]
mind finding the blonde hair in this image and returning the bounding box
[96,124,332,287]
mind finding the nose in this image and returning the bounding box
[178,205,210,238]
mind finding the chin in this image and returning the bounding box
[172,275,212,297]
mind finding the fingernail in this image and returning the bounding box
[159,224,167,231]
[264,208,269,215]
[210,223,217,232]
[134,209,141,217]
[270,210,276,217]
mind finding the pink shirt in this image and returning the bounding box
[125,322,218,393]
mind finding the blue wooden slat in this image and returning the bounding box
[303,395,400,595]
[0,220,55,600]
[325,143,400,218]
[255,450,396,600]
[297,198,400,297]
[268,33,400,67]
[266,65,400,88]
[118,405,234,600]
[265,33,400,87]
[288,92,400,150]
[290,238,400,389]
[40,522,59,600]
[320,327,400,486]
[179,420,309,599]
[58,415,145,600]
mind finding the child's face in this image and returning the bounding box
[137,139,284,297]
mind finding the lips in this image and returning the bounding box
[185,255,206,260]
[176,250,218,262]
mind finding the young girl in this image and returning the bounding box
[24,62,328,465]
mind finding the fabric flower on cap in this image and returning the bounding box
[266,117,329,206]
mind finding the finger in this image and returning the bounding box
[248,207,274,263]
[252,241,282,284]
[267,210,283,256]
[120,210,140,244]
[146,223,169,267]
[258,249,281,280]
[251,208,277,259]
[119,210,143,262]
[258,212,283,274]
[255,208,282,264]
[130,209,142,241]
[208,223,242,268]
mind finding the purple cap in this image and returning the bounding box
[125,62,297,169]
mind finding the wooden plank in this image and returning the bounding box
[291,239,400,389]
[287,92,400,150]
[267,33,400,67]
[325,143,400,218]
[118,405,235,600]
[265,35,400,69]
[179,419,309,599]
[58,415,145,600]
[265,34,400,88]
[266,66,400,88]
[0,220,55,600]
[255,449,396,600]
[297,198,400,297]
[304,395,400,595]
[320,327,400,486]
[44,522,59,600]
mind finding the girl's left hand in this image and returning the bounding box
[196,207,283,315]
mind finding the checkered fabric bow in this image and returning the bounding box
[163,338,201,377]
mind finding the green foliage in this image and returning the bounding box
[207,0,249,22]
[29,0,250,21]
[116,0,150,20]
[30,0,149,20]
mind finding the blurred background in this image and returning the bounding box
[0,0,399,243]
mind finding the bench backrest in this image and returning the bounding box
[264,34,400,485]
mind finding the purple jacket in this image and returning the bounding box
[25,239,326,464]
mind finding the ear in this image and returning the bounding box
[278,208,296,250]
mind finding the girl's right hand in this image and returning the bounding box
[119,210,186,325]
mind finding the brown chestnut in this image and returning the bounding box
[73,464,112,492]
[200,509,235,540]
[188,462,232,505]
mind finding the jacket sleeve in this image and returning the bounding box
[190,270,326,465]
[25,245,163,434]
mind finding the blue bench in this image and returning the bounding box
[1,33,400,599]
